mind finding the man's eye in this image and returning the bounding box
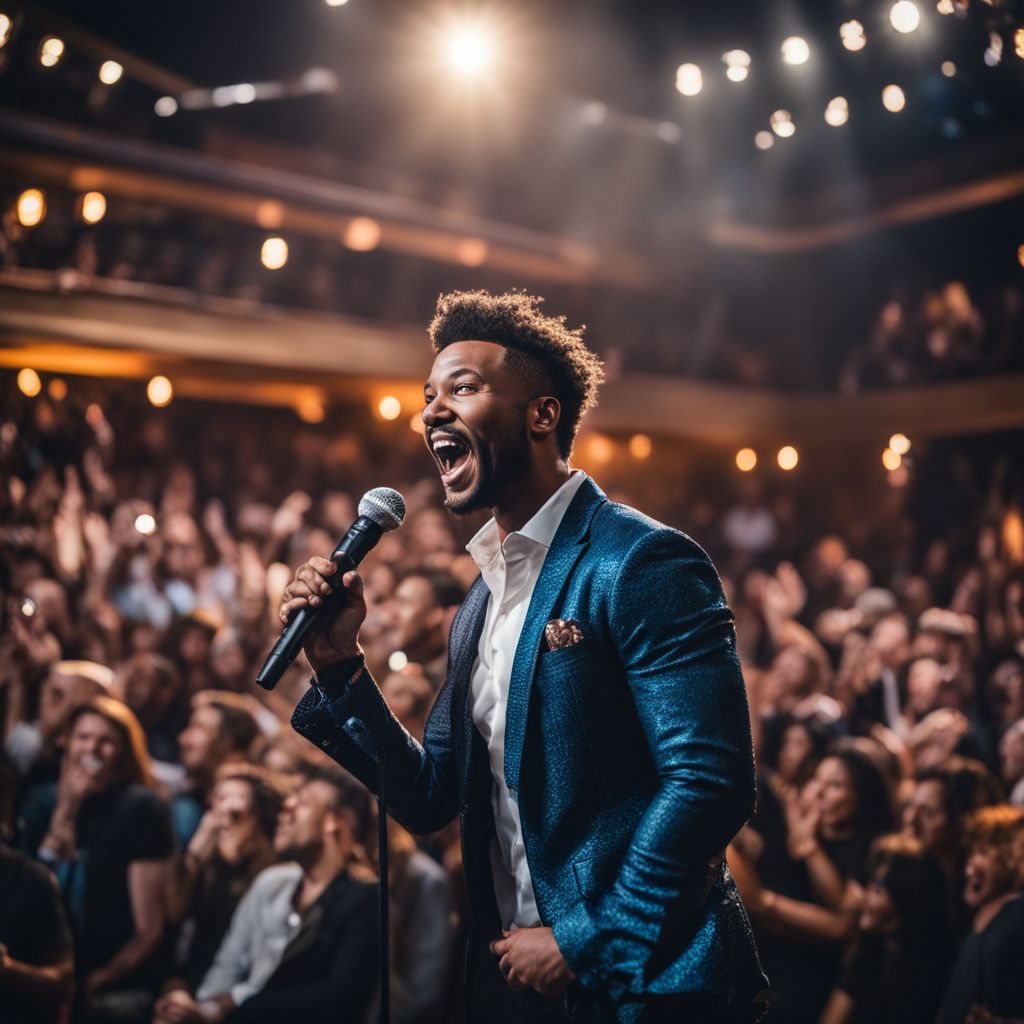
[454,383,475,394]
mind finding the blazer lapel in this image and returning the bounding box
[448,576,490,789]
[503,477,607,794]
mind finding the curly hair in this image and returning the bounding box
[428,289,604,458]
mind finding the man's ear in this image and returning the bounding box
[530,396,561,440]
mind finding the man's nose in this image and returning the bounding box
[422,394,453,429]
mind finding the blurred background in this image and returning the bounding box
[1,2,1024,1024]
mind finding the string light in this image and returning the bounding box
[675,63,702,96]
[16,188,45,227]
[840,20,867,51]
[17,368,41,397]
[882,84,906,112]
[770,109,795,137]
[260,236,288,269]
[98,60,123,85]
[39,36,64,68]
[777,446,799,471]
[81,191,107,224]
[781,36,810,66]
[825,97,849,127]
[736,448,757,472]
[890,2,921,34]
[755,130,775,150]
[882,447,902,471]
[146,376,173,407]
[889,432,912,455]
[722,50,751,83]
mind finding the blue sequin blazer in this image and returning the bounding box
[292,476,767,1020]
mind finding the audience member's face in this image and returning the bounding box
[66,712,123,791]
[999,728,1024,786]
[388,576,443,653]
[869,617,910,667]
[179,705,226,774]
[39,672,96,740]
[119,654,175,718]
[770,647,814,702]
[162,514,205,581]
[815,757,857,831]
[964,843,1017,909]
[274,780,350,864]
[901,779,952,852]
[988,662,1024,725]
[860,875,899,934]
[777,724,814,783]
[210,778,257,831]
[899,576,933,620]
[906,659,943,719]
[177,625,212,667]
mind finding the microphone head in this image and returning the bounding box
[358,487,406,532]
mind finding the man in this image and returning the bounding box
[118,652,186,765]
[284,290,766,1022]
[152,767,378,1024]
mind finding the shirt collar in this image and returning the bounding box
[466,470,587,570]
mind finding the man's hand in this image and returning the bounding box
[490,927,575,999]
[153,989,225,1024]
[278,559,366,671]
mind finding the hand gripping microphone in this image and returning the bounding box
[256,487,406,690]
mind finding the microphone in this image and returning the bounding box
[256,487,406,690]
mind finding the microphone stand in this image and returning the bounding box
[376,735,390,1024]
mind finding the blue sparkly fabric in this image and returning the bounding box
[293,476,767,1019]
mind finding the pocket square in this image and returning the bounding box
[543,618,585,652]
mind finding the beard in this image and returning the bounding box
[444,414,532,517]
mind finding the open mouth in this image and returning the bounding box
[430,431,473,486]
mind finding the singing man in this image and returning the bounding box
[283,290,767,1023]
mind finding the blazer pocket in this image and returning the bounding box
[572,850,622,904]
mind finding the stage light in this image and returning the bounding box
[378,395,402,420]
[781,36,810,66]
[456,238,488,267]
[344,217,381,252]
[17,368,41,397]
[296,392,325,423]
[882,448,902,471]
[840,20,867,51]
[147,376,173,407]
[325,0,349,6]
[1015,28,1024,59]
[98,60,123,85]
[47,378,67,401]
[890,2,921,33]
[754,130,775,150]
[770,110,795,137]
[736,448,757,472]
[889,432,911,455]
[16,188,45,227]
[882,84,906,112]
[936,0,954,13]
[825,97,849,127]
[233,83,256,104]
[941,60,956,76]
[629,434,652,460]
[81,191,106,224]
[0,13,12,48]
[39,36,64,68]
[722,50,750,82]
[442,19,498,78]
[388,651,408,671]
[154,96,178,117]
[777,446,799,471]
[675,63,702,96]
[134,513,156,536]
[260,236,288,269]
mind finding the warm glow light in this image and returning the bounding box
[47,378,67,401]
[985,32,1003,67]
[726,65,748,82]
[882,448,902,471]
[736,448,758,472]
[1015,28,1024,60]
[840,20,867,51]
[675,63,703,96]
[296,392,325,423]
[344,217,382,252]
[98,59,123,85]
[255,200,284,230]
[388,650,408,671]
[777,446,799,471]
[941,60,956,77]
[890,2,921,33]
[1018,243,1024,268]
[81,191,106,224]
[889,432,911,455]
[260,236,288,270]
[39,35,64,67]
[134,513,157,536]
[147,375,173,407]
[936,0,955,13]
[0,13,12,48]
[325,0,350,5]
[882,84,906,112]
[17,368,41,397]
[629,434,652,460]
[443,20,498,77]
[825,97,849,126]
[755,130,775,150]
[409,413,425,435]
[378,395,402,420]
[456,238,488,267]
[722,50,750,82]
[781,36,810,66]
[770,110,795,137]
[16,188,45,227]
[154,96,178,117]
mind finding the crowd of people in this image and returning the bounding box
[2,383,1023,1024]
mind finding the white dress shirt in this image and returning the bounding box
[465,470,587,929]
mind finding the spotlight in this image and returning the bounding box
[39,35,64,68]
[755,130,775,150]
[80,191,107,224]
[343,217,381,252]
[261,236,288,269]
[1015,28,1024,60]
[0,13,12,48]
[388,651,408,671]
[941,60,956,76]
[147,375,173,407]
[134,513,156,536]
[16,188,45,227]
[629,434,652,460]
[770,110,795,137]
[378,396,402,420]
[936,0,954,12]
[736,448,757,472]
[777,446,799,471]
[17,368,41,397]
[98,60,123,85]
[882,84,906,112]
[889,433,911,455]
[154,96,178,117]
[781,36,810,66]
[325,0,349,6]
[840,20,867,51]
[675,63,702,96]
[825,97,849,126]
[890,2,921,33]
[442,19,498,78]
